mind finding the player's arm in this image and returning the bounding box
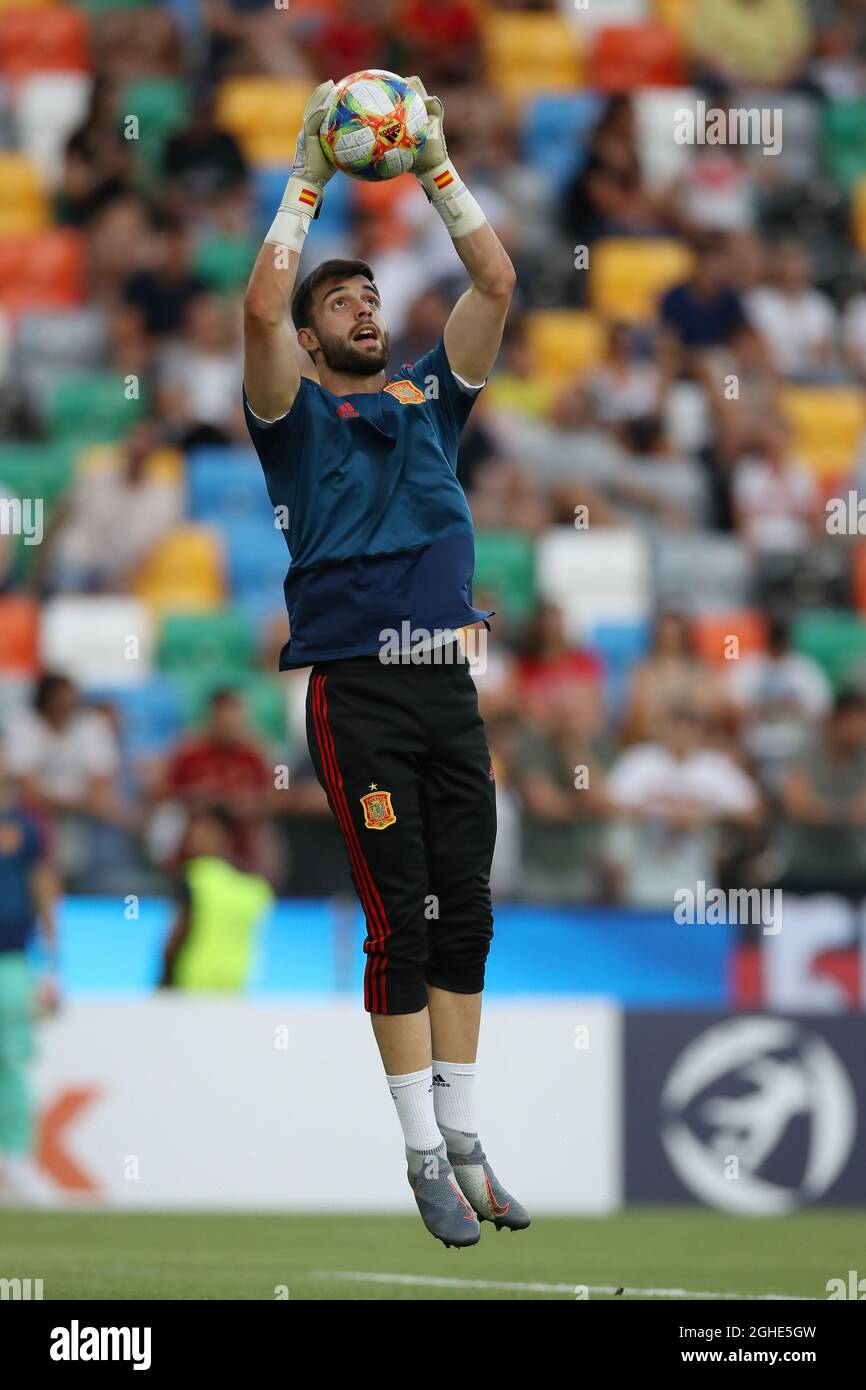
[408,78,516,384]
[243,80,335,422]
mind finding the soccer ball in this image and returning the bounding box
[319,70,428,182]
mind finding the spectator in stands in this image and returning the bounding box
[37,420,184,595]
[2,674,128,884]
[157,292,245,446]
[778,689,866,891]
[745,241,839,380]
[660,235,746,370]
[401,0,482,86]
[698,321,781,466]
[486,315,557,423]
[555,321,666,442]
[623,611,724,744]
[151,687,276,879]
[510,683,610,904]
[688,0,812,89]
[516,600,604,727]
[159,804,273,992]
[162,89,248,204]
[122,211,208,343]
[308,0,391,81]
[725,614,833,789]
[731,415,822,555]
[605,704,763,909]
[562,95,668,245]
[203,0,313,79]
[57,77,134,227]
[842,282,866,383]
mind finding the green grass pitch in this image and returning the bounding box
[2,1207,863,1300]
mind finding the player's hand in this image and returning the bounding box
[405,75,447,175]
[292,79,337,190]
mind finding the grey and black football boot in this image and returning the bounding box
[406,1142,481,1248]
[441,1126,531,1232]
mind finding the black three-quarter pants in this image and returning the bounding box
[305,644,497,1015]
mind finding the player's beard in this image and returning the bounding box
[318,327,390,377]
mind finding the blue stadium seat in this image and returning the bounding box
[223,516,290,602]
[187,445,274,523]
[521,93,604,192]
[591,619,652,671]
[84,678,184,756]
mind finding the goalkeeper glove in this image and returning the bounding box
[265,80,336,254]
[406,76,486,239]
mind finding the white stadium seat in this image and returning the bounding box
[40,597,156,687]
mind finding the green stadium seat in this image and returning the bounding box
[45,374,147,444]
[473,530,536,622]
[193,233,258,293]
[172,668,288,748]
[158,610,255,674]
[0,442,76,579]
[793,610,866,691]
[823,100,866,191]
[118,78,189,183]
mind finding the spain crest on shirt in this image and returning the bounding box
[384,379,426,405]
[360,789,397,829]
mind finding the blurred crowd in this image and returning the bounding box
[3,0,866,910]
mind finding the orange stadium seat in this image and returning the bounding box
[0,154,48,237]
[525,311,606,384]
[0,0,56,10]
[654,0,695,30]
[690,610,768,667]
[133,526,224,615]
[0,230,84,314]
[780,387,866,482]
[591,23,685,92]
[483,13,583,104]
[216,78,309,165]
[0,594,38,675]
[0,6,89,79]
[589,238,693,323]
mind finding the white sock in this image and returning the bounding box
[431,1059,478,1137]
[385,1066,443,1152]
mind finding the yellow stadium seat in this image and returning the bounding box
[76,442,184,484]
[780,387,866,481]
[215,78,309,163]
[590,238,693,322]
[0,154,48,236]
[133,525,224,614]
[483,14,583,104]
[0,0,56,9]
[853,177,866,254]
[654,0,696,30]
[526,311,606,384]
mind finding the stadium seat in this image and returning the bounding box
[793,610,866,691]
[690,610,768,667]
[634,89,698,188]
[654,0,692,28]
[483,14,583,104]
[222,517,289,606]
[779,387,866,482]
[15,307,108,407]
[81,677,184,756]
[193,233,257,293]
[535,527,653,642]
[158,609,255,673]
[0,442,75,511]
[824,100,866,192]
[0,595,38,675]
[40,596,156,686]
[0,154,48,237]
[653,533,755,611]
[520,93,604,192]
[14,73,92,186]
[0,7,90,79]
[172,668,288,746]
[187,447,273,523]
[133,525,224,614]
[591,23,685,91]
[45,373,147,444]
[473,531,536,623]
[0,230,84,314]
[216,78,309,164]
[590,238,693,323]
[525,311,606,384]
[117,78,188,181]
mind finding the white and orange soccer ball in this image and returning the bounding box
[319,70,429,182]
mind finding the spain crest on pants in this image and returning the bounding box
[360,789,397,829]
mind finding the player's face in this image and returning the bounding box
[311,277,390,376]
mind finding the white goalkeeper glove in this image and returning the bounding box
[406,76,486,239]
[265,80,336,254]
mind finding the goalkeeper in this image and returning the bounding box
[242,79,528,1247]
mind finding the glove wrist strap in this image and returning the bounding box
[417,160,487,239]
[264,175,324,253]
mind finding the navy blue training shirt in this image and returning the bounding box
[243,338,491,669]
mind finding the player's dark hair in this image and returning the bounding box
[291,259,377,333]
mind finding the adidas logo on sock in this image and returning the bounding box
[431,1073,450,1088]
